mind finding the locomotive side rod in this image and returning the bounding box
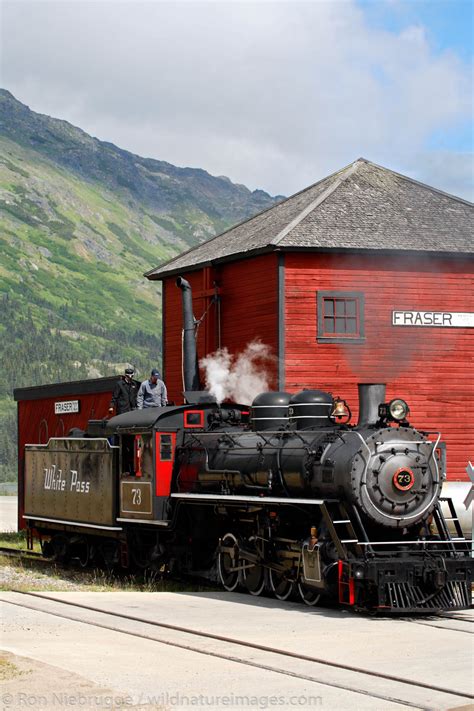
[3,589,473,708]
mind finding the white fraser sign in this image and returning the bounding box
[54,400,80,414]
[392,311,474,328]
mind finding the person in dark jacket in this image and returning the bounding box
[109,367,139,415]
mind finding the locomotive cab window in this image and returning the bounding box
[317,291,365,343]
[160,434,173,461]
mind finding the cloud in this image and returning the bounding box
[1,0,472,199]
[408,151,473,201]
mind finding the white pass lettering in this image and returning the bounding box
[43,466,90,494]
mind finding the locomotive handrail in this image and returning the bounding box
[25,437,119,447]
[171,493,330,505]
[355,539,473,546]
[373,439,436,447]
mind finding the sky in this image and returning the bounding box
[1,0,473,201]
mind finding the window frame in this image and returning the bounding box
[317,291,365,343]
[159,433,173,461]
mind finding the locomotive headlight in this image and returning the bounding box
[378,399,410,422]
[388,399,410,421]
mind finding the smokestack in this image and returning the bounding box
[176,276,201,392]
[357,383,386,426]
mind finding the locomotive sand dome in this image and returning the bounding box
[288,389,333,429]
[251,391,291,430]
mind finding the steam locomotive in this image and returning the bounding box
[22,279,473,613]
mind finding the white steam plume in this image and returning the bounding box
[200,340,275,405]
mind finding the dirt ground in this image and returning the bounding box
[0,559,84,592]
[0,652,165,709]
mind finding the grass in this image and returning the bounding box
[0,531,212,593]
[0,656,28,681]
[0,555,212,593]
[0,531,40,552]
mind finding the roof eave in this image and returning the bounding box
[145,245,279,281]
[146,243,474,280]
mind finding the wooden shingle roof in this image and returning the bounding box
[146,158,473,280]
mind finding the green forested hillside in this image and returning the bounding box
[0,90,280,481]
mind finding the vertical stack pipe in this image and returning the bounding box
[357,383,386,426]
[176,277,201,392]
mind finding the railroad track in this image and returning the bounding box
[2,546,473,620]
[2,589,473,711]
[0,546,44,559]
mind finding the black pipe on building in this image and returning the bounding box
[176,276,201,392]
[357,383,386,426]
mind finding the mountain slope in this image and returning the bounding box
[0,89,282,481]
[0,89,279,233]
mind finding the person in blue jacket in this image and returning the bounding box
[137,368,168,408]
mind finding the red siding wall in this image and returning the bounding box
[219,254,278,358]
[284,253,474,482]
[163,253,279,403]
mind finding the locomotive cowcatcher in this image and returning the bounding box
[21,278,473,613]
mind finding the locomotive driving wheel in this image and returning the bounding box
[218,533,241,592]
[242,563,266,596]
[269,569,295,601]
[241,537,266,596]
[76,539,90,568]
[298,582,321,606]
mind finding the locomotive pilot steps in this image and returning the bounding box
[20,277,473,613]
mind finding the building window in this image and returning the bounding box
[317,291,365,343]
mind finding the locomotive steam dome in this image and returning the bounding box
[289,390,333,429]
[251,391,291,430]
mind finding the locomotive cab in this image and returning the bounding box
[106,402,250,523]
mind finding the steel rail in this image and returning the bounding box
[2,590,472,708]
[0,546,43,559]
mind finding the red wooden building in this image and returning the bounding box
[146,158,473,485]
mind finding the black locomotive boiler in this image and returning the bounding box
[21,279,473,613]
